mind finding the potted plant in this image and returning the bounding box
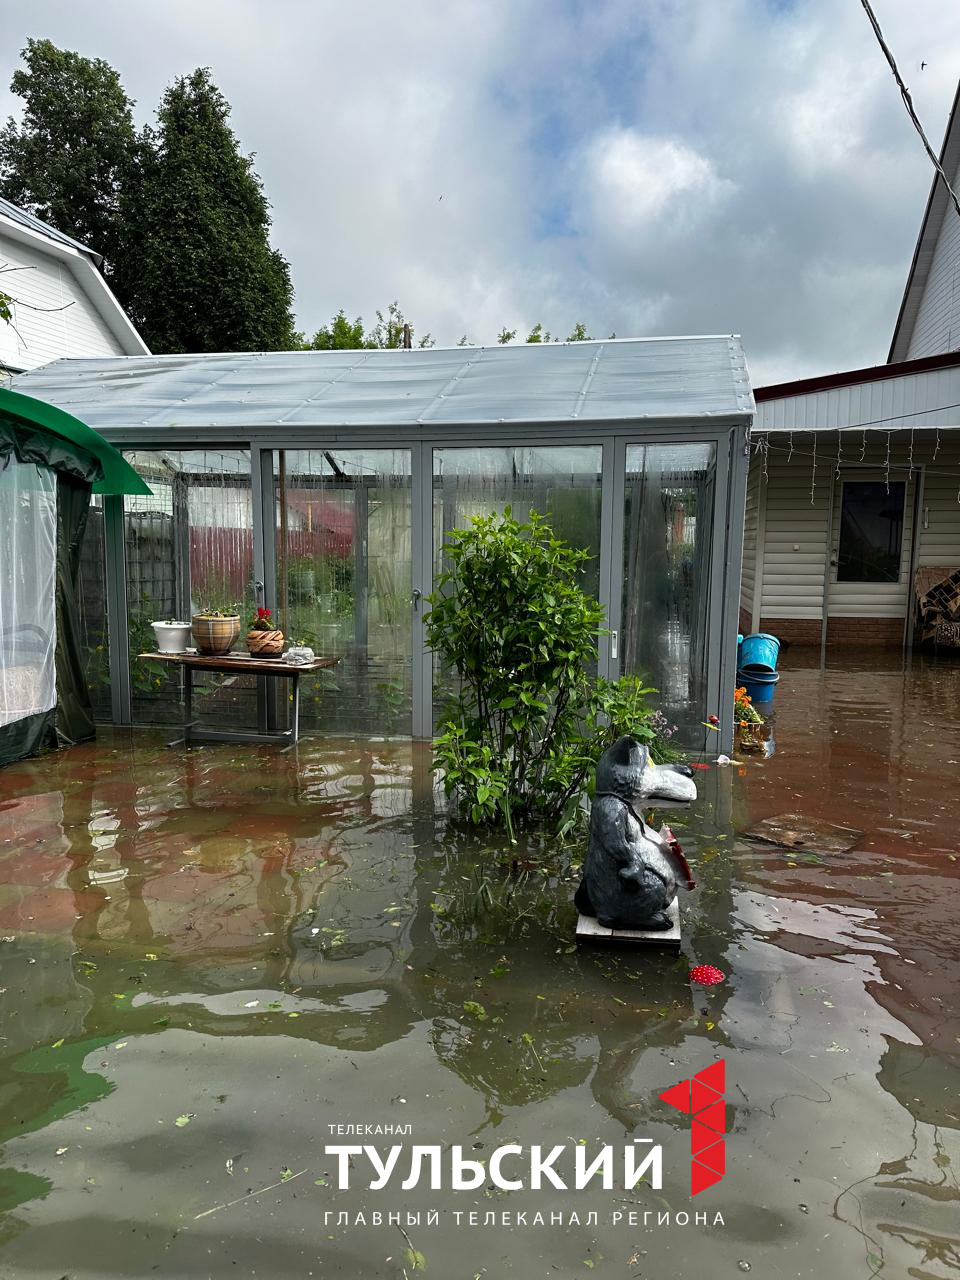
[734,686,765,752]
[191,609,241,655]
[151,619,192,654]
[246,606,284,658]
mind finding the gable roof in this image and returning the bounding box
[0,196,103,266]
[0,197,149,359]
[888,81,960,363]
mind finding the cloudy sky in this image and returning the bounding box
[3,0,960,384]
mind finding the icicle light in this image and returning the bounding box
[810,434,817,505]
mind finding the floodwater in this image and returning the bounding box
[0,652,958,1279]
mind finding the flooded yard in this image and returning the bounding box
[0,652,958,1279]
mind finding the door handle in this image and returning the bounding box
[412,588,422,610]
[610,629,619,660]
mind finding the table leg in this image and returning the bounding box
[184,664,193,746]
[291,673,300,744]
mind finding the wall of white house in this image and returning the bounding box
[0,230,127,371]
[738,451,761,623]
[904,157,960,360]
[746,428,960,641]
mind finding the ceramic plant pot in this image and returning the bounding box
[151,621,192,654]
[246,629,285,658]
[191,614,240,655]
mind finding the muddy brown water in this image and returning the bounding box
[0,652,958,1278]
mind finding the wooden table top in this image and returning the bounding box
[138,651,339,674]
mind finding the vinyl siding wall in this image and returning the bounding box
[739,452,761,628]
[0,231,126,371]
[906,155,960,360]
[748,428,960,641]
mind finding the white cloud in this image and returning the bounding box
[582,130,735,237]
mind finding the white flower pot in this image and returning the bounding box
[152,621,192,654]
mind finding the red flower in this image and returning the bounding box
[689,964,725,986]
[257,607,271,619]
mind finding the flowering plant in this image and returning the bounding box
[734,686,763,726]
[251,606,276,632]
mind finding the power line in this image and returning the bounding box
[859,0,960,222]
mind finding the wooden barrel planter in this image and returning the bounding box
[246,629,285,658]
[191,614,240,655]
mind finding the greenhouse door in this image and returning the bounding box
[272,448,415,736]
[605,436,736,748]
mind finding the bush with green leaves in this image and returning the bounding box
[426,508,673,833]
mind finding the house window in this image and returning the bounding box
[837,480,905,582]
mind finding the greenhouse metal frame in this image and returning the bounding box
[14,337,754,752]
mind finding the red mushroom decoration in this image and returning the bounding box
[689,964,725,986]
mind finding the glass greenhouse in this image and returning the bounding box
[13,337,754,749]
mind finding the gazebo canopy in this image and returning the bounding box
[0,386,151,494]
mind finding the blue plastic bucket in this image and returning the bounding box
[737,667,780,704]
[739,632,780,672]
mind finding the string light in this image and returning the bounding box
[884,431,892,492]
[859,429,867,462]
[908,427,915,472]
[787,431,794,462]
[933,427,941,460]
[835,434,843,477]
[810,434,817,505]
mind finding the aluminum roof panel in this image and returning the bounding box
[13,336,754,432]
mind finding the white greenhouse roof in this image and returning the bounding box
[12,336,753,433]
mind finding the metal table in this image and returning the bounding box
[138,651,339,748]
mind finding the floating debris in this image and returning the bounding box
[742,813,863,854]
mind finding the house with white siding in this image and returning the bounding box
[0,197,148,372]
[741,87,960,650]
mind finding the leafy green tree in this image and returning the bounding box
[300,300,433,350]
[126,68,295,352]
[302,308,367,350]
[0,38,140,296]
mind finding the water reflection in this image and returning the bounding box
[0,653,957,1275]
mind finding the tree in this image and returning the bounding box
[300,300,433,350]
[126,68,295,352]
[0,38,140,296]
[303,308,367,350]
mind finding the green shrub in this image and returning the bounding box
[426,508,670,833]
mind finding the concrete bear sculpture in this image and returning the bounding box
[574,735,697,931]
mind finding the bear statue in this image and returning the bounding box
[574,735,698,931]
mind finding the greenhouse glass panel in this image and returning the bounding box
[432,445,604,723]
[122,449,254,726]
[275,449,413,735]
[79,496,111,720]
[621,442,716,742]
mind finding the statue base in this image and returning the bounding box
[575,898,681,953]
